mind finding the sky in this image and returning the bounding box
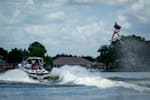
[0,0,150,57]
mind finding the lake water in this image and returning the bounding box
[0,65,150,100]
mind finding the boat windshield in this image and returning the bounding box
[22,58,44,70]
[26,58,43,65]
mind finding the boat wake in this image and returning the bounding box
[0,65,150,92]
[50,65,150,92]
[0,69,38,83]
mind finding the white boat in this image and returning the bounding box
[18,57,50,80]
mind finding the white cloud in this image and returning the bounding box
[0,0,149,57]
[24,24,61,37]
[117,15,131,29]
[72,21,106,38]
[69,0,129,5]
[13,9,20,17]
[9,9,21,24]
[40,0,129,6]
[121,0,150,23]
[68,20,110,56]
[26,0,34,5]
[23,18,111,56]
[104,0,128,5]
[47,11,66,21]
[64,19,110,48]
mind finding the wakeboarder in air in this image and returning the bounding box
[111,21,121,41]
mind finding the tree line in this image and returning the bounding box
[0,41,95,71]
[0,42,52,70]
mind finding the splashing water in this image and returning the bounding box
[50,65,150,92]
[0,69,37,83]
[0,65,150,92]
[118,36,150,69]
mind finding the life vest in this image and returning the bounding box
[32,65,39,70]
[114,24,121,30]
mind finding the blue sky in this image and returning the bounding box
[0,0,150,57]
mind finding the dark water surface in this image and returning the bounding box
[0,81,150,100]
[0,68,150,100]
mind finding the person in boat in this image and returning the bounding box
[32,60,39,70]
[112,21,121,40]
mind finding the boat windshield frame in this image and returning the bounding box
[24,57,44,66]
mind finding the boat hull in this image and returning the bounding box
[18,64,50,80]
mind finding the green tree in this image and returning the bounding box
[0,47,8,60]
[52,53,73,60]
[28,42,47,57]
[22,49,29,58]
[97,44,118,70]
[44,55,53,71]
[7,48,23,63]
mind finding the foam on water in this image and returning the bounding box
[0,65,149,92]
[0,69,37,83]
[50,65,150,92]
